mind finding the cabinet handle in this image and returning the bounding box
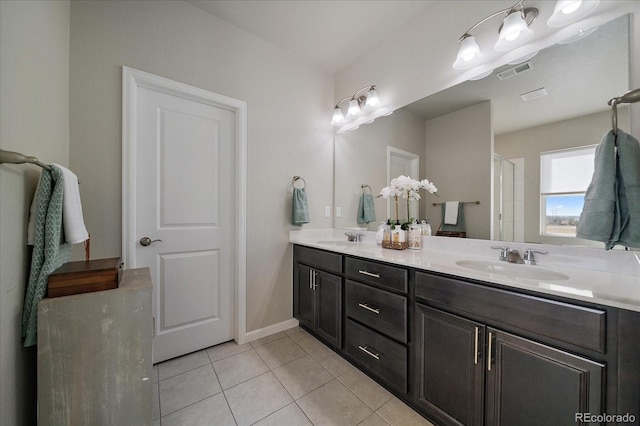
[309,270,313,289]
[474,327,479,365]
[358,303,380,314]
[358,345,380,360]
[358,270,380,278]
[487,332,493,371]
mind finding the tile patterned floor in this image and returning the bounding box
[152,327,434,426]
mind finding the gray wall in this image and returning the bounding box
[424,101,493,239]
[68,1,334,333]
[0,1,70,424]
[334,108,427,230]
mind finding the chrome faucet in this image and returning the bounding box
[523,249,548,265]
[491,246,510,261]
[492,246,524,264]
[345,232,364,242]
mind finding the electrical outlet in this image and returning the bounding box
[336,207,342,217]
[324,206,331,217]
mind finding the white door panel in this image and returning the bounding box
[132,81,235,363]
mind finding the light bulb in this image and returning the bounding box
[366,87,379,108]
[495,11,533,52]
[331,107,344,125]
[347,99,360,117]
[561,0,582,14]
[547,0,599,28]
[453,35,483,70]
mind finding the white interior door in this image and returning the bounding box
[123,68,242,363]
[387,147,420,222]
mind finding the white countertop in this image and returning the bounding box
[290,229,640,313]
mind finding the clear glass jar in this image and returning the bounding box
[408,221,422,250]
[420,220,432,236]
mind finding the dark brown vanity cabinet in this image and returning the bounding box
[414,271,608,426]
[343,257,409,394]
[293,246,343,349]
[293,245,640,426]
[415,303,605,426]
[414,304,485,425]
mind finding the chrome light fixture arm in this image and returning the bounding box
[457,1,533,42]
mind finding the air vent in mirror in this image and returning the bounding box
[496,61,533,80]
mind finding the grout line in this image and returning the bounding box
[156,331,423,426]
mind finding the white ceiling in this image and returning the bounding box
[187,1,631,134]
[404,15,629,135]
[187,0,433,74]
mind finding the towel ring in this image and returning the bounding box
[361,184,371,194]
[292,176,306,189]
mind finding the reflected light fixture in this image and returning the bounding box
[547,1,600,27]
[453,0,538,70]
[331,85,380,126]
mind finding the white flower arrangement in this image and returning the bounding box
[379,175,438,200]
[378,175,438,224]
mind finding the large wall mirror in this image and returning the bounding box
[334,14,630,247]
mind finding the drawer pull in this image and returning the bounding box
[358,345,380,360]
[487,332,493,371]
[358,303,380,314]
[474,327,479,365]
[358,270,380,278]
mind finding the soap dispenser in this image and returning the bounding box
[376,221,389,245]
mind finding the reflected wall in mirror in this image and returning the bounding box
[334,14,630,246]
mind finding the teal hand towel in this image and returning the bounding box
[357,193,376,224]
[22,166,71,347]
[576,131,617,245]
[440,203,465,232]
[292,187,310,225]
[612,130,640,249]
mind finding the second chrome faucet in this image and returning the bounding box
[491,246,548,265]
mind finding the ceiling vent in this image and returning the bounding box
[520,87,548,102]
[496,61,533,80]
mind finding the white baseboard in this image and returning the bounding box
[238,318,299,344]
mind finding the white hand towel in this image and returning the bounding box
[53,164,89,244]
[444,201,460,225]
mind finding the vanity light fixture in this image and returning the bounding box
[547,0,600,28]
[331,85,380,126]
[452,0,538,70]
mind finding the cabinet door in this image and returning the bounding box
[294,264,315,330]
[485,329,604,426]
[414,304,485,426]
[315,270,342,349]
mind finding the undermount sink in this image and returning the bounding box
[455,260,569,281]
[316,240,357,247]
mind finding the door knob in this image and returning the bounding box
[139,237,163,246]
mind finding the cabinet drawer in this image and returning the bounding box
[345,257,408,293]
[345,280,407,343]
[295,245,342,274]
[415,271,606,353]
[345,319,407,394]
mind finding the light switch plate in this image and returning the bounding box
[324,206,331,217]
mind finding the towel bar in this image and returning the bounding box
[0,149,52,171]
[609,88,640,136]
[432,200,480,206]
